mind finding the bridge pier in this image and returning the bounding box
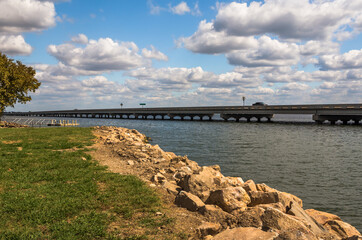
[313,114,361,125]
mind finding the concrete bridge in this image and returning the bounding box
[5,103,362,125]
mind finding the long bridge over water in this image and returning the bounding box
[6,103,362,125]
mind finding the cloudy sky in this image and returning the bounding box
[1,0,362,111]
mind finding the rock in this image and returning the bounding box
[248,191,280,207]
[217,177,244,188]
[286,201,329,237]
[196,222,222,238]
[162,181,181,195]
[255,184,303,207]
[261,207,319,239]
[236,207,265,228]
[212,227,279,240]
[185,159,201,173]
[281,192,303,208]
[256,202,285,213]
[134,152,149,159]
[248,191,301,211]
[178,166,226,201]
[241,179,258,193]
[256,183,276,192]
[179,166,193,175]
[127,160,134,166]
[198,205,237,228]
[151,173,166,184]
[173,169,189,182]
[325,220,361,239]
[175,191,205,212]
[305,209,342,225]
[206,187,251,213]
[344,236,362,240]
[168,167,176,173]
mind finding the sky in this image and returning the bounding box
[1,0,362,111]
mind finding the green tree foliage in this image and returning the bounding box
[0,52,41,117]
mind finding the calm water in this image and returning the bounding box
[5,115,362,231]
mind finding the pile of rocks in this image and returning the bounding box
[0,121,27,128]
[95,126,361,240]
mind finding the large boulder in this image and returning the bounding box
[286,201,331,238]
[324,220,361,239]
[305,209,341,225]
[248,191,302,211]
[236,207,265,229]
[212,227,278,240]
[175,191,205,212]
[256,183,303,207]
[241,179,258,193]
[178,166,226,201]
[198,204,237,229]
[261,207,319,240]
[196,222,222,238]
[162,181,181,195]
[206,187,251,213]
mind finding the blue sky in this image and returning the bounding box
[1,0,361,111]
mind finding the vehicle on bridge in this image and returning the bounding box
[252,102,268,106]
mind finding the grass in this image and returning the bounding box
[0,127,175,239]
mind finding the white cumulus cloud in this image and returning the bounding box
[0,35,33,55]
[226,36,300,67]
[48,37,148,72]
[170,1,190,15]
[71,33,88,44]
[142,45,168,61]
[0,0,56,34]
[178,20,258,54]
[213,0,361,41]
[318,49,362,70]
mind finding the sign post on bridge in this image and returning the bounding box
[242,96,246,106]
[140,103,146,108]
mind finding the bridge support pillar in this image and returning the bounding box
[247,118,251,123]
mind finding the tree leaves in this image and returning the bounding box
[0,52,41,116]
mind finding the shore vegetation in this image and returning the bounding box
[0,127,178,239]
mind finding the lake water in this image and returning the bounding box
[5,115,362,231]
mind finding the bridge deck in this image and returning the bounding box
[5,104,362,125]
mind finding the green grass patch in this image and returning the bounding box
[0,127,172,239]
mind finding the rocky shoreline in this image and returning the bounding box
[0,121,28,128]
[94,126,361,240]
